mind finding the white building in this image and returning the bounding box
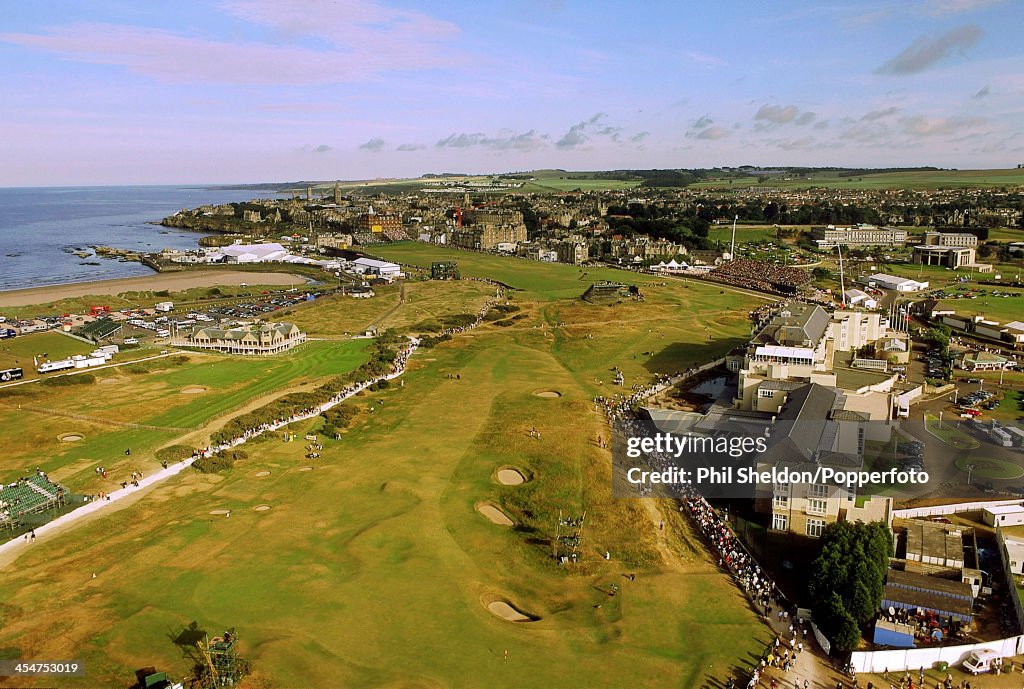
[984,505,1024,527]
[219,242,290,263]
[843,289,878,310]
[350,257,403,279]
[860,273,929,292]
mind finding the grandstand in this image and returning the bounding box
[707,259,812,294]
[0,473,66,531]
[352,232,387,246]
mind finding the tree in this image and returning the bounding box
[807,521,892,652]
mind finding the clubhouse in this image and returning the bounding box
[178,322,306,355]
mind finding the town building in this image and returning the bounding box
[811,224,907,249]
[355,206,403,236]
[451,208,527,250]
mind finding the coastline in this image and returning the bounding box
[0,270,310,308]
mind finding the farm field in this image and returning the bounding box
[0,255,771,689]
[692,168,1024,190]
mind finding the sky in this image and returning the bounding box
[1,0,1023,186]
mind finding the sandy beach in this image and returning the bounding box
[0,270,309,307]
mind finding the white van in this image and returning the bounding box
[963,648,999,674]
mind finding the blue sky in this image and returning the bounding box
[1,0,1022,185]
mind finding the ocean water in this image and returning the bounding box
[0,185,279,292]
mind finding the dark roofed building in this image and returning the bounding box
[753,302,831,348]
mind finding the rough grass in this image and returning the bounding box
[280,280,495,336]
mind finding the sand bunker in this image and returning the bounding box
[181,386,208,394]
[534,390,561,398]
[209,509,230,515]
[476,502,514,526]
[254,470,271,477]
[58,434,83,442]
[482,595,538,622]
[98,378,119,385]
[496,468,526,486]
[253,504,272,512]
[298,466,314,472]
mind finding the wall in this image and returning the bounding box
[893,499,1024,520]
[849,635,1024,674]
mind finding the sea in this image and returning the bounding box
[0,185,282,292]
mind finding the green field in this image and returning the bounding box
[932,285,1024,323]
[0,257,771,689]
[374,242,663,301]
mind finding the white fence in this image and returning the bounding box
[850,635,1024,673]
[892,499,1024,520]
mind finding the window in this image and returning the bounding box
[773,495,789,510]
[807,498,828,516]
[806,519,825,538]
[772,513,788,531]
[774,481,789,495]
[808,483,829,498]
[758,389,775,399]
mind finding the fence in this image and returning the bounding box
[849,635,1024,673]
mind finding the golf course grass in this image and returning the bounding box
[0,249,772,688]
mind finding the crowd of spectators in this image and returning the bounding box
[708,259,812,294]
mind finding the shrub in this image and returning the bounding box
[155,444,196,463]
[193,448,247,473]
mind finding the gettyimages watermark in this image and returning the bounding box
[612,417,1020,501]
